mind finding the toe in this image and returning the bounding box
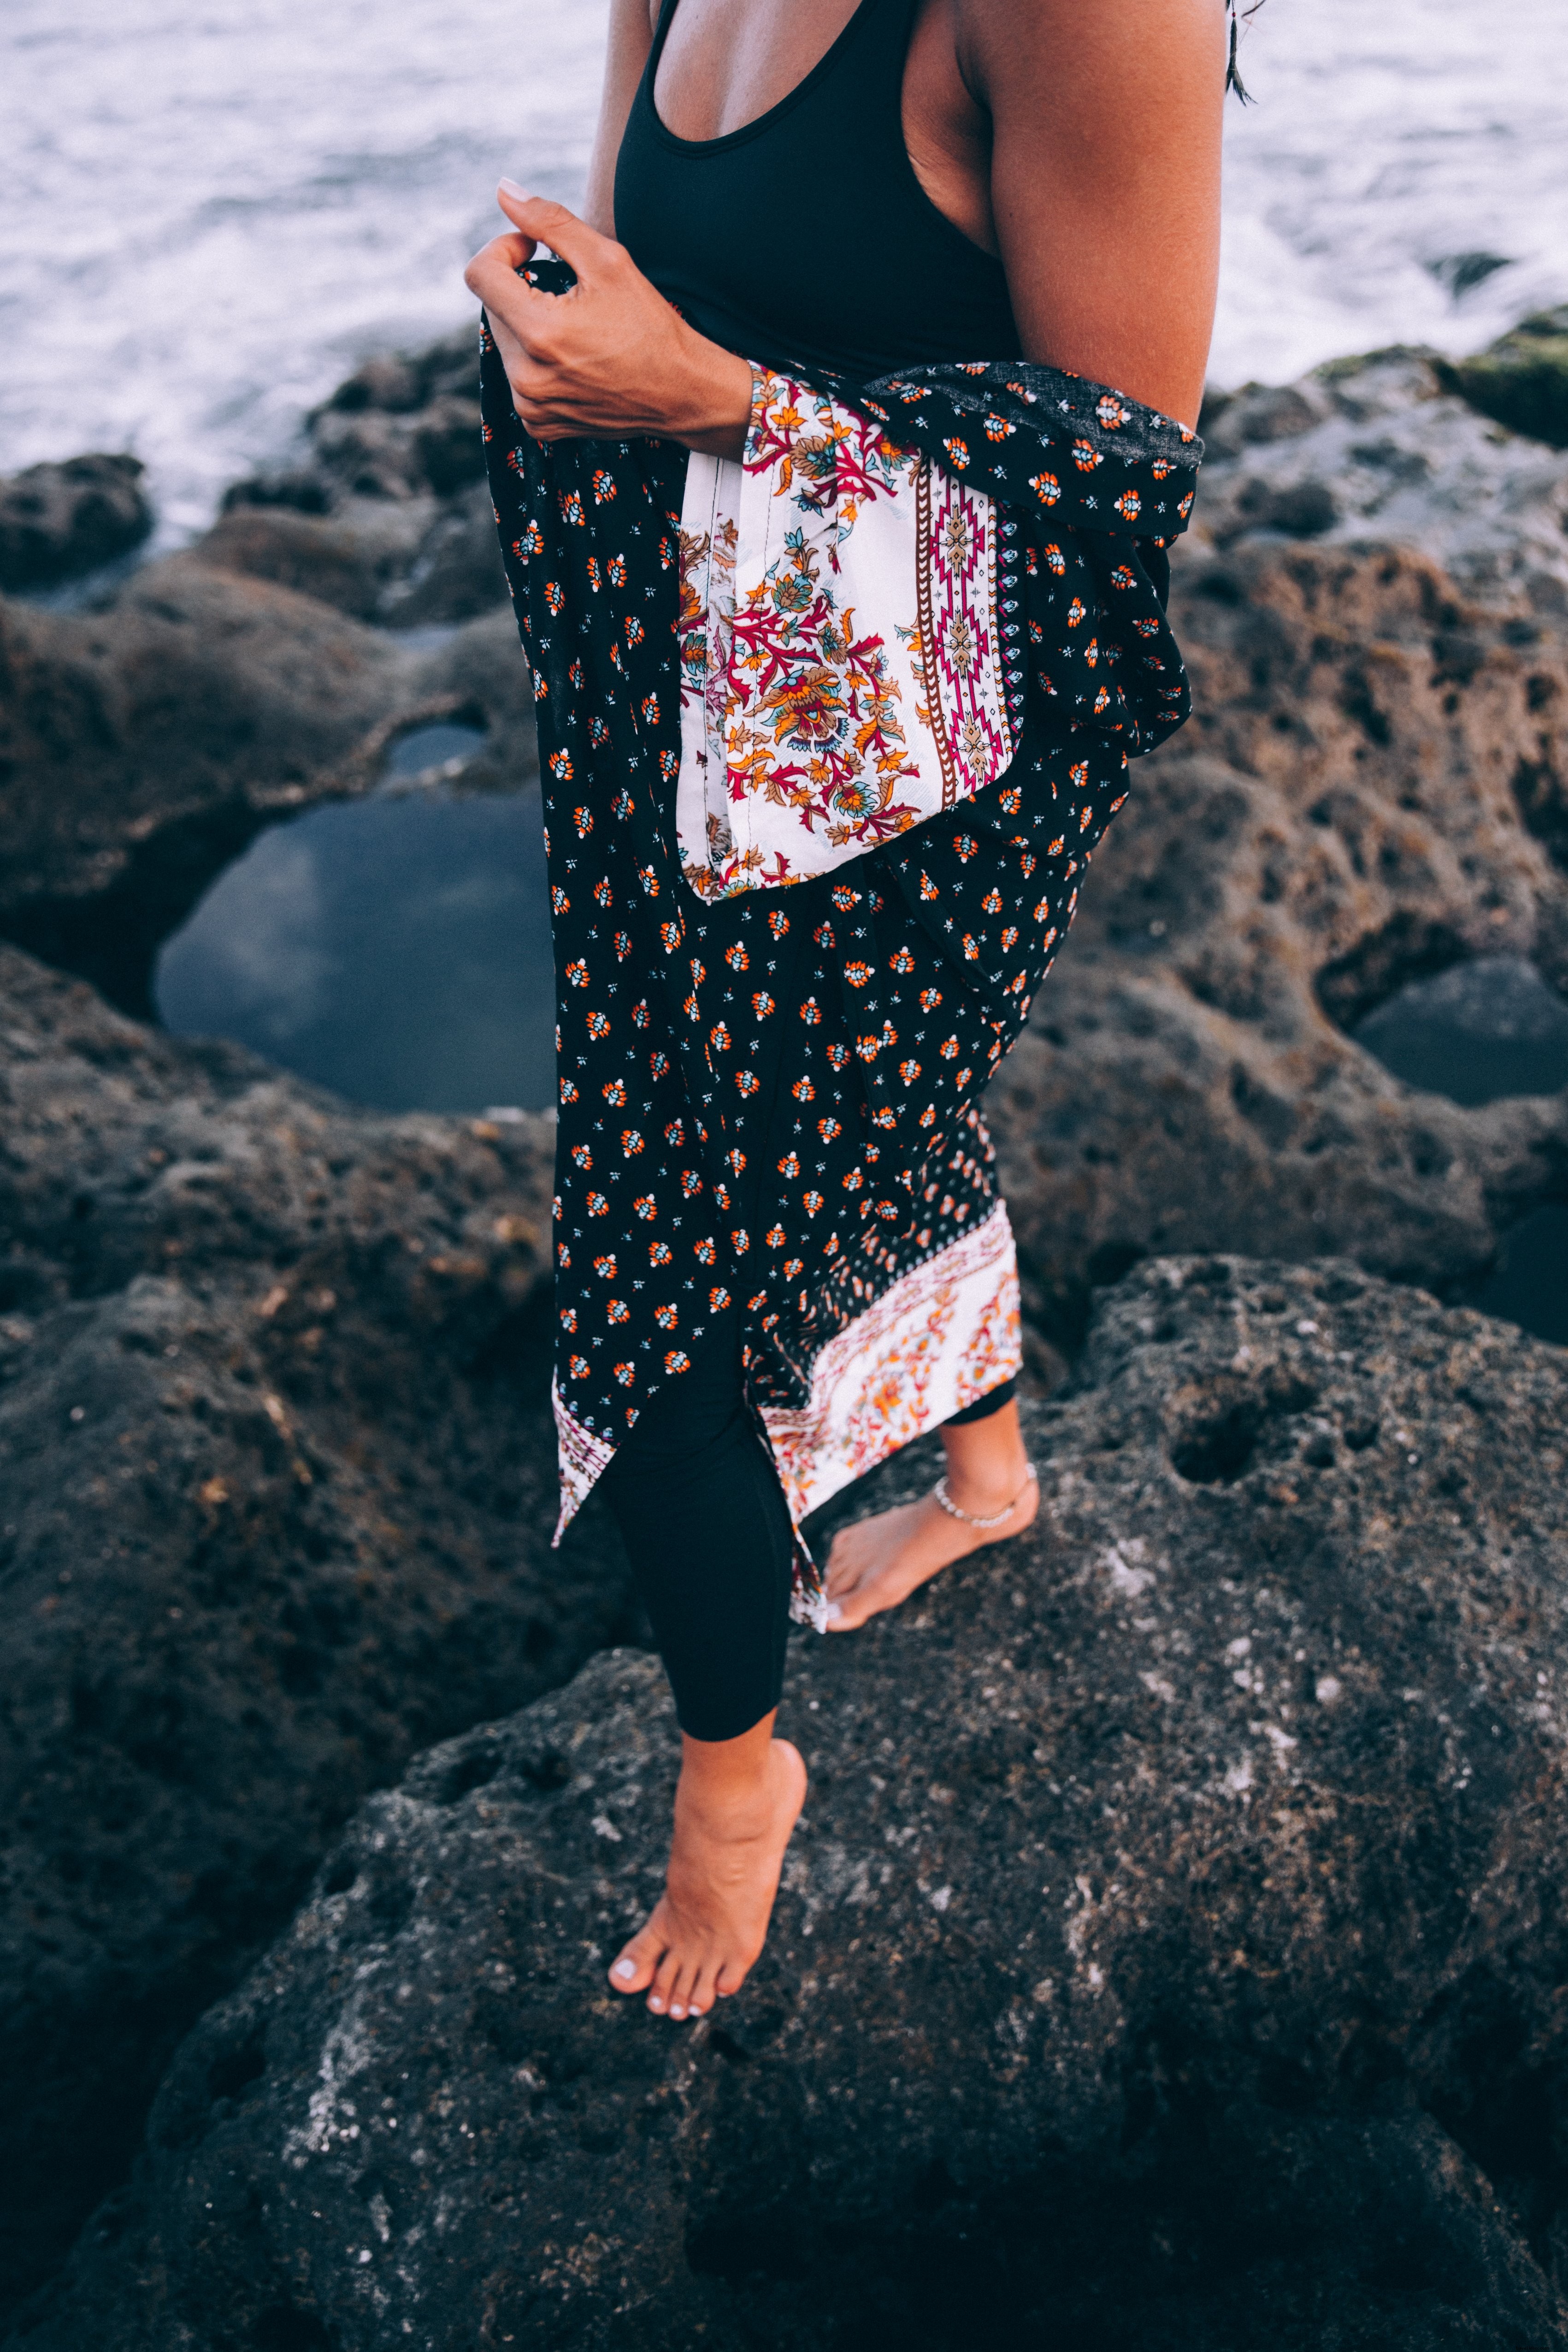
[685,1961,715,2018]
[648,1943,682,2016]
[666,1955,701,2021]
[824,1546,856,1597]
[714,1947,756,1999]
[608,1914,666,1996]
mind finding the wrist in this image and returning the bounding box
[672,337,753,460]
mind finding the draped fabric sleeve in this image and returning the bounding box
[477,260,1203,1619]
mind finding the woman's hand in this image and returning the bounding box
[464,184,752,458]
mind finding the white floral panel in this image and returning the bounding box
[676,372,1017,899]
[760,1196,1023,1623]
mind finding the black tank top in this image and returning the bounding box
[614,0,1020,379]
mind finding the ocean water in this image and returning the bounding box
[2,0,1565,541]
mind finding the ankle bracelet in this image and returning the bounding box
[932,1463,1037,1530]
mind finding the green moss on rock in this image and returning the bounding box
[1445,307,1568,449]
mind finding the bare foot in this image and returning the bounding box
[607,1731,806,2019]
[825,1406,1037,1632]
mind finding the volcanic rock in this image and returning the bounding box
[202,481,507,629]
[211,323,507,627]
[989,535,1568,1351]
[0,946,633,2317]
[0,566,536,1016]
[311,325,486,499]
[0,453,153,592]
[17,1256,1568,2351]
[1196,346,1568,613]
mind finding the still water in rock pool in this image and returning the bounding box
[154,723,554,1115]
[1352,956,1568,1110]
[1353,955,1568,1344]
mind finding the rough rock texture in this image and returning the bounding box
[989,534,1568,1350]
[0,566,536,1017]
[0,947,635,2316]
[17,1257,1568,2351]
[212,324,507,628]
[204,482,507,631]
[0,454,153,591]
[1445,308,1568,454]
[308,325,487,501]
[1196,348,1568,614]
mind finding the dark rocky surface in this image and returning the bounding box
[0,947,636,2317]
[990,535,1568,1352]
[213,323,507,628]
[1195,347,1568,615]
[14,1256,1568,2351]
[0,569,536,1019]
[0,454,153,591]
[5,316,1568,2345]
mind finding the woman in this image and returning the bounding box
[466,0,1224,2024]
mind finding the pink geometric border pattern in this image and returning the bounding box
[918,460,1015,806]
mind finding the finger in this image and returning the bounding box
[466,230,577,331]
[496,183,620,281]
[464,230,535,298]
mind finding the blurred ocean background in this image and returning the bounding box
[3,0,1566,547]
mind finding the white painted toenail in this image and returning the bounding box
[669,2005,685,2019]
[613,1958,636,1980]
[824,1601,842,1623]
[648,1998,664,2012]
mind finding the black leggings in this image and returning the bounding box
[602,1331,1015,1741]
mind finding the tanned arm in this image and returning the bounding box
[972,0,1225,427]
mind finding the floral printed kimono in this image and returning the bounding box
[479,263,1201,1621]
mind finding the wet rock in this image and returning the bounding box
[0,453,153,591]
[0,944,633,2318]
[196,495,437,622]
[1197,380,1325,457]
[989,537,1568,1350]
[1195,346,1568,612]
[308,392,486,502]
[18,1258,1568,2351]
[1445,307,1568,452]
[1225,472,1338,540]
[213,325,506,624]
[1427,251,1514,303]
[1354,955,1568,1108]
[199,481,506,629]
[0,558,403,1009]
[0,566,535,1015]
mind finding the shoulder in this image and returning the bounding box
[956,0,1226,120]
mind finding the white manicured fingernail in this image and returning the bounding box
[499,177,533,200]
[613,1957,636,1980]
